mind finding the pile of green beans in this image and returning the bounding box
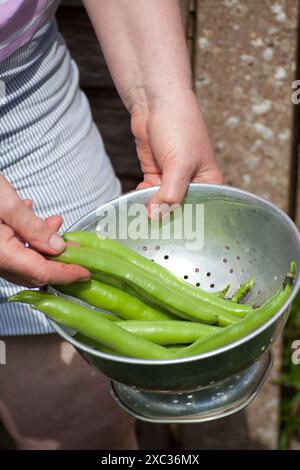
[8,228,296,361]
[53,246,219,324]
[63,232,252,318]
[9,262,295,359]
[53,246,249,326]
[57,278,242,328]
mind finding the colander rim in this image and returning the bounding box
[49,183,300,366]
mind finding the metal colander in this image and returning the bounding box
[49,184,300,422]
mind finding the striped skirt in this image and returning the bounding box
[0,20,121,335]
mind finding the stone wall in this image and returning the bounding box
[194,0,298,449]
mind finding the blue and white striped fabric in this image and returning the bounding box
[0,20,121,335]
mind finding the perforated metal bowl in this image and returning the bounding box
[49,184,300,395]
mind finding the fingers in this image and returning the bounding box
[0,188,90,286]
[31,259,91,286]
[22,199,63,234]
[146,162,192,218]
[0,261,91,287]
[0,180,90,287]
[136,181,153,190]
[142,162,223,219]
[0,224,90,287]
[136,174,161,192]
[0,176,65,255]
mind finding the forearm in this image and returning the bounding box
[83,0,192,112]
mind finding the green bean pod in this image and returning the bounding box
[55,279,176,321]
[74,333,125,356]
[215,310,243,327]
[114,320,221,345]
[74,333,189,357]
[175,263,296,358]
[8,291,173,360]
[230,278,254,303]
[213,284,231,299]
[53,246,220,324]
[91,273,179,318]
[75,334,187,354]
[63,232,251,317]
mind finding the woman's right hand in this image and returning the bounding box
[0,175,90,287]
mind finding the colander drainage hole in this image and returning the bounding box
[142,246,147,251]
[210,284,215,289]
[225,246,230,251]
[195,267,199,273]
[236,255,241,260]
[155,245,160,251]
[206,272,211,277]
[164,255,169,260]
[229,268,234,274]
[196,282,200,287]
[223,258,228,263]
[184,275,189,280]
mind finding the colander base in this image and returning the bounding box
[109,350,273,423]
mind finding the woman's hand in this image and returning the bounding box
[131,88,223,216]
[0,175,90,287]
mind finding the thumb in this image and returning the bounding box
[10,205,65,254]
[0,178,65,254]
[23,200,63,234]
[44,215,63,233]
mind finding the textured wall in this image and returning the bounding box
[195,0,297,210]
[194,0,298,449]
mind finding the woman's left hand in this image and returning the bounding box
[131,89,223,217]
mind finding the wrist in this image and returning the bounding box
[125,82,195,117]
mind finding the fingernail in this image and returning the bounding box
[149,204,174,221]
[49,234,65,252]
[78,272,91,282]
[160,204,172,219]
